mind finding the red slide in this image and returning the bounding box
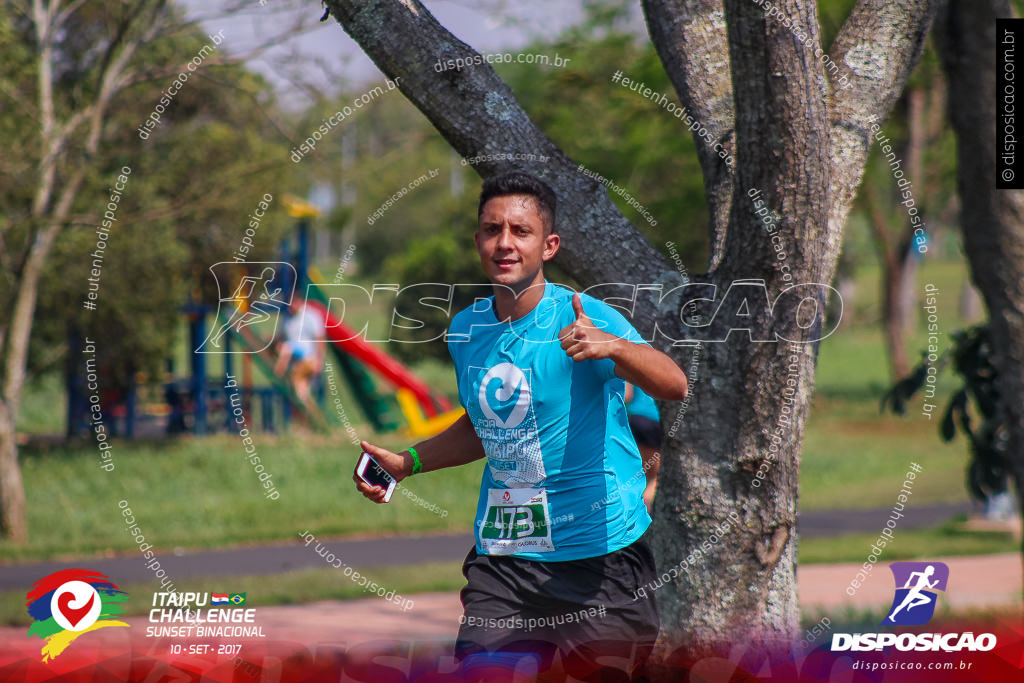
[303,299,450,417]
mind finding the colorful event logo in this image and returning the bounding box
[26,569,129,662]
[883,561,949,626]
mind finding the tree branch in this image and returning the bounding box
[321,0,674,340]
[642,0,735,272]
[720,0,831,284]
[824,0,940,278]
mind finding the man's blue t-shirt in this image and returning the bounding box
[447,280,652,562]
[627,386,660,422]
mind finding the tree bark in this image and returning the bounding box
[647,0,937,662]
[824,0,937,279]
[643,0,833,659]
[0,403,25,542]
[323,0,939,662]
[936,0,1024,568]
[642,0,735,270]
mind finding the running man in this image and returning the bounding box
[887,565,939,622]
[354,171,687,678]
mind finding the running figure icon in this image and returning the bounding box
[196,262,296,354]
[887,564,939,622]
[209,267,284,347]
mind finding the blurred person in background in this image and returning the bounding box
[274,296,326,406]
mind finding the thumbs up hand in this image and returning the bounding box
[559,293,619,362]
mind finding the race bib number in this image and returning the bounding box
[479,488,554,554]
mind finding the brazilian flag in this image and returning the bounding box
[229,593,246,606]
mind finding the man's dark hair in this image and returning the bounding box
[477,171,557,234]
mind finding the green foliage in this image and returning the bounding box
[384,229,480,362]
[499,32,708,267]
[881,326,1009,502]
[798,517,1018,565]
[0,5,300,390]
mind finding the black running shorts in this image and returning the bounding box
[455,527,660,679]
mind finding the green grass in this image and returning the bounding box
[0,561,466,627]
[799,257,982,511]
[799,518,1018,564]
[800,371,970,511]
[17,373,66,435]
[3,433,482,562]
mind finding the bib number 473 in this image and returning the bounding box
[490,506,535,539]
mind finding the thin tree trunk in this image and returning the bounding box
[643,0,736,270]
[887,254,913,379]
[0,0,155,539]
[0,219,67,543]
[0,403,25,542]
[865,184,912,379]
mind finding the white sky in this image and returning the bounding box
[179,0,598,108]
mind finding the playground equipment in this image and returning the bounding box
[67,197,462,439]
[303,265,459,423]
[396,388,464,438]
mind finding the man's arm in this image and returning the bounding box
[353,412,485,504]
[608,339,688,401]
[559,293,687,401]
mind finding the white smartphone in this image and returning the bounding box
[356,452,396,503]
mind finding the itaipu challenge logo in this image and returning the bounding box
[26,569,129,662]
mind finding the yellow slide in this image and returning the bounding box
[396,388,464,438]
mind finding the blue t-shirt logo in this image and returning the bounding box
[479,363,530,428]
[468,364,546,486]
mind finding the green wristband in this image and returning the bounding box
[408,447,422,475]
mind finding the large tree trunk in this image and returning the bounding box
[646,0,936,662]
[937,0,1024,567]
[646,0,833,659]
[323,0,938,663]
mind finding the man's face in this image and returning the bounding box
[475,194,559,291]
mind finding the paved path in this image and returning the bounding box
[0,501,976,588]
[799,552,1022,613]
